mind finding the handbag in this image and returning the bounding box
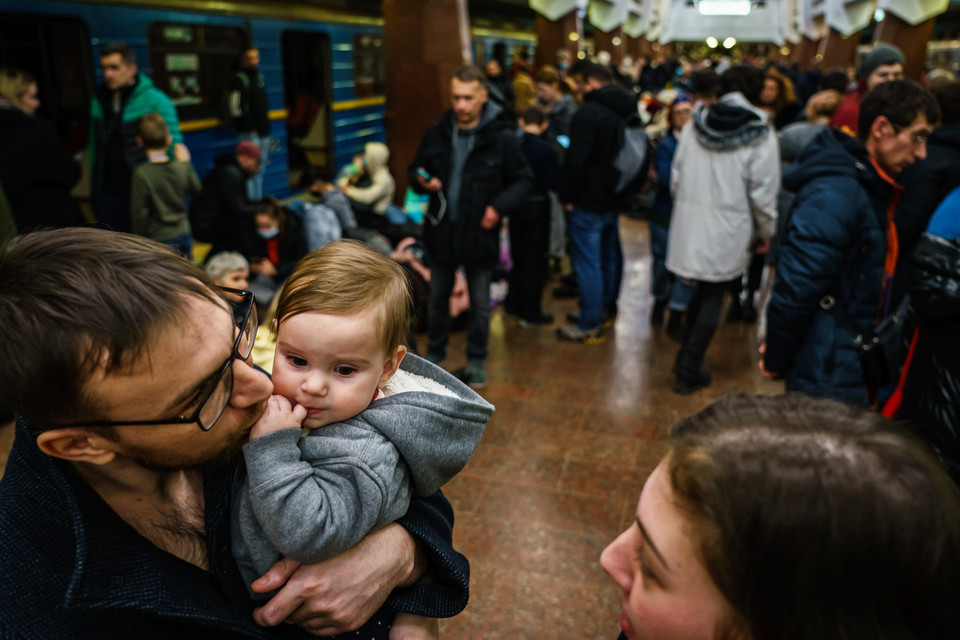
[821,294,915,388]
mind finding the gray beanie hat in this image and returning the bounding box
[859,43,905,81]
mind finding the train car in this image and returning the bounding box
[0,0,537,199]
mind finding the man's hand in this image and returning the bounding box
[389,614,439,640]
[564,203,573,212]
[758,342,778,379]
[755,237,771,254]
[251,523,421,635]
[249,395,307,440]
[416,173,442,193]
[481,206,500,230]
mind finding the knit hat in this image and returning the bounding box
[236,140,262,161]
[859,44,905,81]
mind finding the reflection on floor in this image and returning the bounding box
[0,216,783,639]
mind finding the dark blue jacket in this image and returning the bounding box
[651,130,679,228]
[765,128,896,405]
[0,418,469,638]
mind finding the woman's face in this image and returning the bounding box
[760,78,779,107]
[21,83,40,115]
[600,459,734,640]
[255,213,278,235]
[671,103,692,132]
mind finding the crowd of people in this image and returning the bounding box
[1,33,960,640]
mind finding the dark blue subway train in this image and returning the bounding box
[0,0,535,199]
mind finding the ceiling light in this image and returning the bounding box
[723,37,737,48]
[875,8,885,22]
[706,37,719,48]
[698,0,752,16]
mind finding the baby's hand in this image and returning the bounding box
[249,395,307,440]
[389,614,438,640]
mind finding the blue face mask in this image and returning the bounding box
[258,227,279,239]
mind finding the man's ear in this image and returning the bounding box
[36,429,117,465]
[379,345,407,388]
[869,115,890,141]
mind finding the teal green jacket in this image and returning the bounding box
[88,73,183,196]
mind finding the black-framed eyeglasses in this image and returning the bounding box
[65,288,258,432]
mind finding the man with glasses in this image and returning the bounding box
[0,228,466,638]
[761,80,940,406]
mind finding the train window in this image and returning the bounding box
[353,34,385,98]
[147,22,245,121]
[0,12,93,154]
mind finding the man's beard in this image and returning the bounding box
[124,403,264,472]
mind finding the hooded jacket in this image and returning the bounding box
[765,128,897,405]
[0,103,83,232]
[410,101,532,267]
[666,91,779,282]
[88,73,183,197]
[232,354,492,593]
[559,84,638,211]
[343,142,395,215]
[189,152,257,249]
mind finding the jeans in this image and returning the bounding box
[162,232,194,262]
[674,279,737,379]
[669,277,697,312]
[238,132,264,200]
[567,206,622,330]
[428,262,493,361]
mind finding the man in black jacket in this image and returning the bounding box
[190,140,261,257]
[227,46,270,200]
[410,65,532,388]
[556,63,636,343]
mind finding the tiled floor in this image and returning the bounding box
[0,216,782,638]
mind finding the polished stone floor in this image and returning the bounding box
[0,216,782,638]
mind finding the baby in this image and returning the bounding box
[231,239,492,636]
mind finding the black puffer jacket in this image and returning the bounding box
[190,153,257,252]
[409,102,531,267]
[559,84,637,211]
[898,232,960,484]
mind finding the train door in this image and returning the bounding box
[282,31,331,187]
[0,12,92,154]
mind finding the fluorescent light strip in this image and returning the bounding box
[698,0,752,16]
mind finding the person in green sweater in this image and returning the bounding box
[129,113,201,260]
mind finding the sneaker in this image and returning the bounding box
[519,313,554,328]
[650,300,667,327]
[552,283,580,299]
[453,359,487,389]
[673,370,711,395]
[566,312,615,330]
[556,324,605,344]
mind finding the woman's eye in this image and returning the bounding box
[334,366,356,376]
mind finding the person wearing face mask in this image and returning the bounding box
[601,393,960,640]
[0,67,83,232]
[240,196,308,307]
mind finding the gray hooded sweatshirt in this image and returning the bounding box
[232,354,492,594]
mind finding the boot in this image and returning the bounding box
[650,300,667,327]
[666,310,684,341]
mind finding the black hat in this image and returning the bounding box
[859,44,905,81]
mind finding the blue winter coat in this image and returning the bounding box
[765,128,896,405]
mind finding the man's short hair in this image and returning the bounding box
[275,240,411,357]
[138,113,169,149]
[582,63,613,86]
[820,69,849,93]
[932,81,960,126]
[689,68,720,99]
[0,229,220,427]
[719,65,765,104]
[453,65,487,90]
[568,59,592,81]
[520,104,546,126]
[535,66,561,86]
[857,79,941,142]
[204,251,249,282]
[100,42,135,65]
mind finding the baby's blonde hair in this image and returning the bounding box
[276,240,411,356]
